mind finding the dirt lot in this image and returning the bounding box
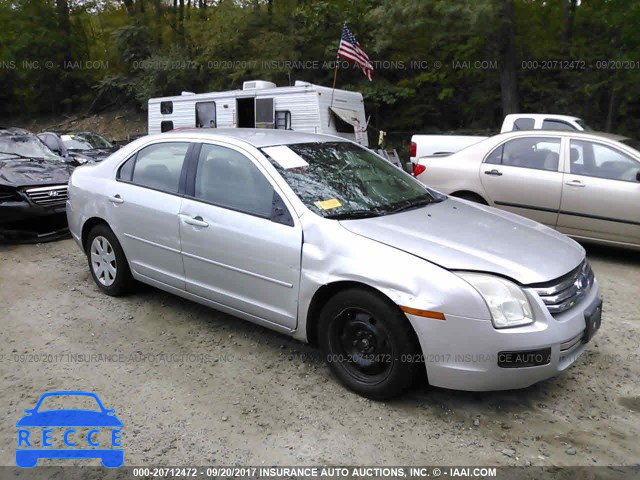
[0,239,639,467]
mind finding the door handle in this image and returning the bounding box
[182,215,209,228]
[484,169,503,176]
[108,194,124,204]
[565,180,585,187]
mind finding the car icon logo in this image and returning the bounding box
[15,391,123,468]
[48,190,59,197]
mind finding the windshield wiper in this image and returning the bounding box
[0,151,33,160]
[384,197,437,214]
[325,208,386,220]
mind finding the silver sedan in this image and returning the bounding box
[414,130,640,249]
[67,129,602,399]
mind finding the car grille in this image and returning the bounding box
[530,260,594,315]
[25,185,68,207]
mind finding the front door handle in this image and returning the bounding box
[108,194,124,204]
[565,180,585,187]
[182,215,209,228]
[484,169,503,176]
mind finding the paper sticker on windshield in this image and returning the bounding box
[263,146,309,170]
[314,198,342,210]
[61,135,73,141]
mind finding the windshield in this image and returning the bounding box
[61,135,93,150]
[74,132,113,149]
[262,142,439,218]
[0,135,62,161]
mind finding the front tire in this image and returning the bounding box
[318,288,421,400]
[86,224,133,296]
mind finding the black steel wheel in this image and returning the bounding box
[318,288,421,399]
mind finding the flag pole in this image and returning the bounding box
[329,55,339,117]
[329,23,344,125]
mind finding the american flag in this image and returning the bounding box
[337,24,373,81]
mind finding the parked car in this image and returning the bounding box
[38,131,116,165]
[410,114,590,165]
[67,129,602,399]
[0,127,72,242]
[414,130,640,249]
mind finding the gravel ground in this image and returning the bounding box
[0,239,639,467]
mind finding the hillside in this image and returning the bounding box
[14,107,148,143]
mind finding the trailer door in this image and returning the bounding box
[236,97,255,127]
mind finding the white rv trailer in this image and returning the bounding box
[148,80,369,146]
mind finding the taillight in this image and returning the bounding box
[410,141,416,158]
[412,163,426,176]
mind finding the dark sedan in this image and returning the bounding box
[0,128,72,242]
[38,131,116,165]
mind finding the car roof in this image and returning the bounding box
[504,113,582,121]
[155,128,350,148]
[0,127,33,136]
[491,129,629,142]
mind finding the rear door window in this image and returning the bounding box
[486,137,561,172]
[129,142,190,193]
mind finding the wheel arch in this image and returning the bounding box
[304,280,422,355]
[81,217,110,252]
[451,190,489,205]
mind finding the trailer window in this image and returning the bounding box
[275,110,291,130]
[256,98,275,128]
[160,101,173,115]
[161,121,174,133]
[196,102,216,128]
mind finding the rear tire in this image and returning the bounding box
[86,224,133,296]
[318,288,420,400]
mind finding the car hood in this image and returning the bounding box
[16,410,123,427]
[69,148,113,162]
[339,198,584,285]
[0,158,71,187]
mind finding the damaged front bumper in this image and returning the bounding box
[0,201,69,243]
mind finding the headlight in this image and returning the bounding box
[457,272,534,328]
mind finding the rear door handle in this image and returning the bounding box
[108,194,124,204]
[484,169,503,176]
[181,215,209,228]
[565,180,585,187]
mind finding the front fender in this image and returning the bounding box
[293,213,491,342]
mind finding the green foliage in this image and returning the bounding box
[0,0,639,138]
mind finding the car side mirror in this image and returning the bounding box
[636,171,640,182]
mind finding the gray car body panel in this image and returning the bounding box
[67,129,601,391]
[339,198,584,285]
